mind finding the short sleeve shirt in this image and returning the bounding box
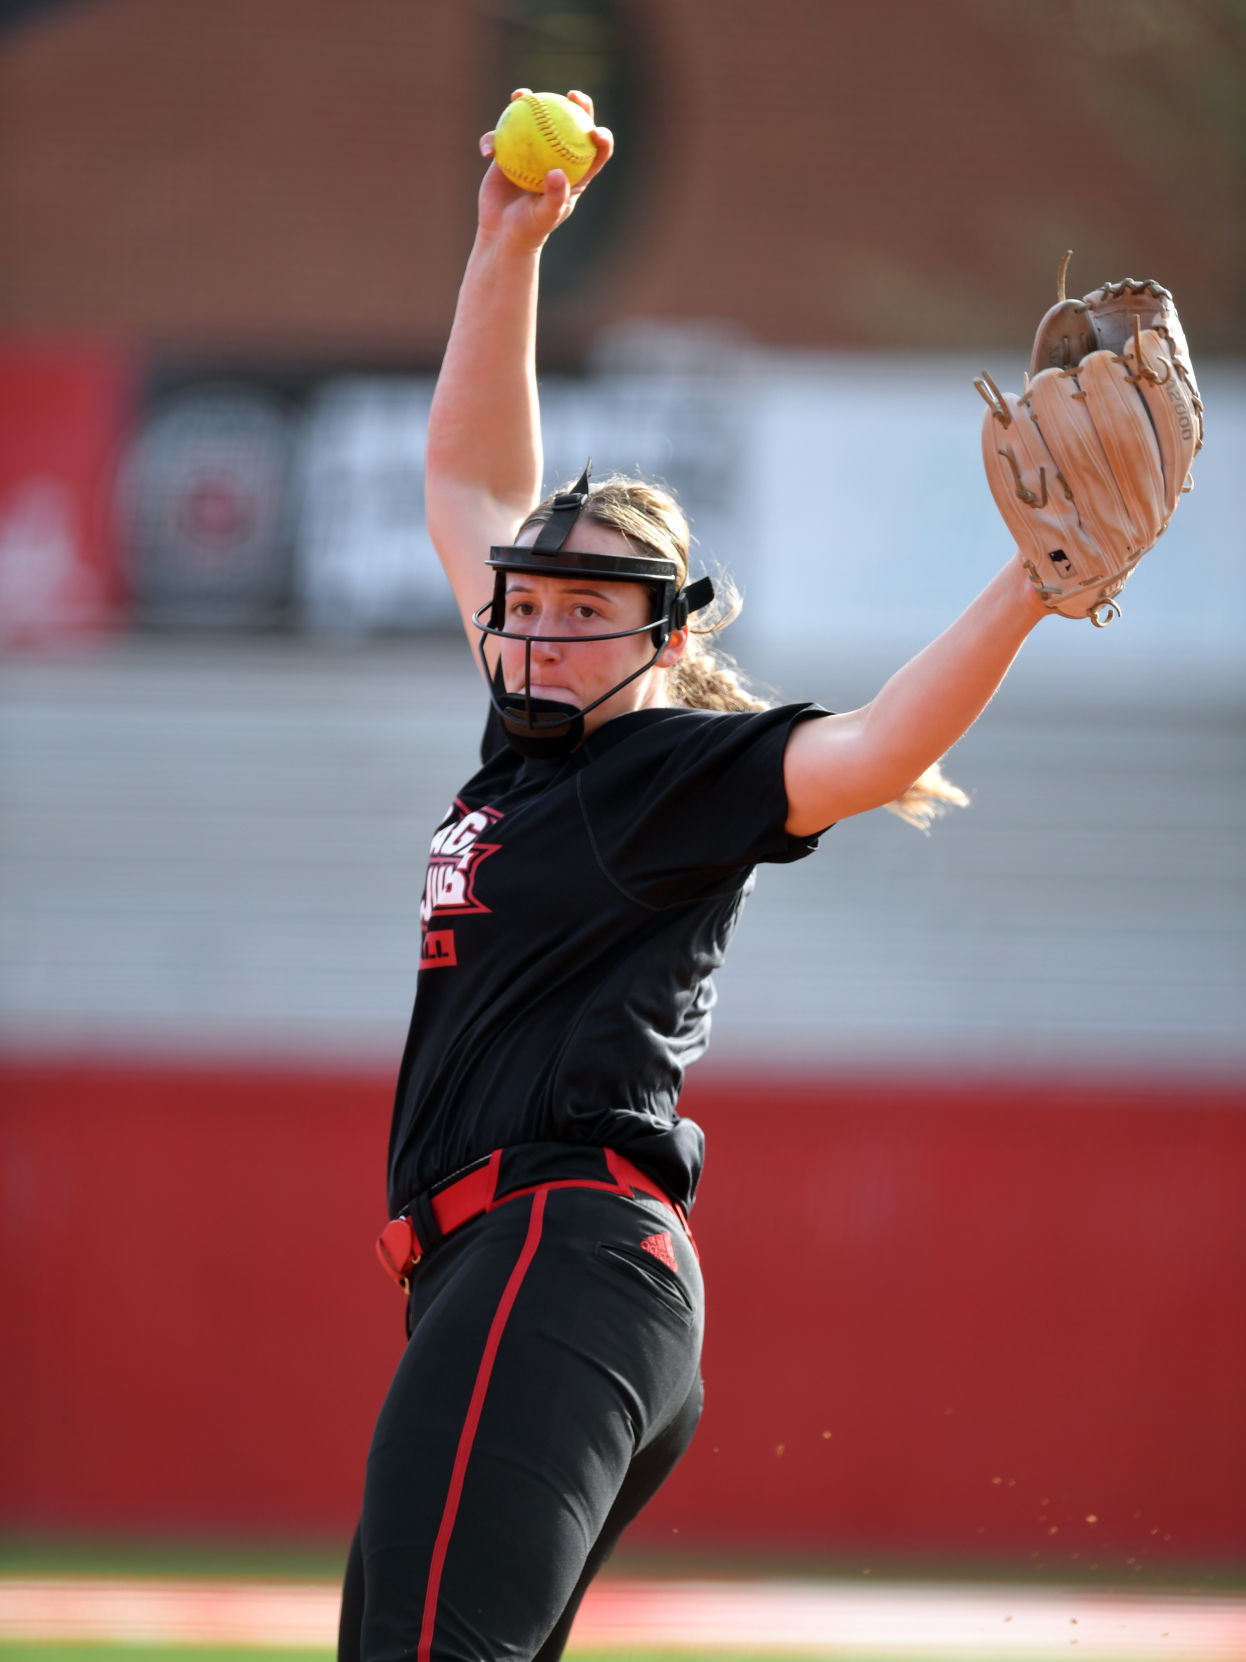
[385,700,829,1215]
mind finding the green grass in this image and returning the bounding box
[0,1539,347,1583]
[0,1650,334,1662]
[3,1533,1240,1593]
[0,1650,339,1662]
[1,1534,1239,1662]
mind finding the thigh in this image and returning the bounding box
[359,1186,702,1662]
[533,1368,703,1662]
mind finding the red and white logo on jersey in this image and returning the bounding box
[419,799,502,968]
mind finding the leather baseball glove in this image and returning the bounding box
[975,255,1204,624]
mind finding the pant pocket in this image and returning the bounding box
[594,1239,696,1318]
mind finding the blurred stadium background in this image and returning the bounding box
[1,0,1244,1655]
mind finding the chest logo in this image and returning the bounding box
[420,800,502,968]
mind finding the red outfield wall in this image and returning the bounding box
[2,1059,1243,1567]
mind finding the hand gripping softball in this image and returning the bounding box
[975,255,1204,624]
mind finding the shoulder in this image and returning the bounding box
[577,700,830,827]
[574,702,831,902]
[581,702,825,766]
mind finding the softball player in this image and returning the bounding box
[339,91,1049,1662]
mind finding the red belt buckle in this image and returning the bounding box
[376,1216,419,1293]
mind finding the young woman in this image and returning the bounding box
[339,90,1048,1662]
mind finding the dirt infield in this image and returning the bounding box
[2,1575,1244,1658]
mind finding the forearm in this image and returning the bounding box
[785,555,1048,830]
[426,229,544,511]
[857,557,1046,789]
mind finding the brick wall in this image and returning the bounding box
[0,0,1239,353]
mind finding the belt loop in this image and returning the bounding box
[410,1189,444,1257]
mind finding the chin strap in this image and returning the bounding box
[490,655,584,760]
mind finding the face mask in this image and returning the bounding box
[473,461,714,759]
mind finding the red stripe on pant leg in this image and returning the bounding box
[417,1187,548,1662]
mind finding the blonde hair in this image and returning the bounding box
[521,475,967,830]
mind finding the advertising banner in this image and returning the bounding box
[120,375,301,629]
[123,337,751,637]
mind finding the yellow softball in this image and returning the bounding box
[492,92,597,193]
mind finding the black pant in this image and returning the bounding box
[338,1183,704,1662]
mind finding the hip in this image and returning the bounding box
[376,1140,695,1296]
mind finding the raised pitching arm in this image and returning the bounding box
[424,89,613,661]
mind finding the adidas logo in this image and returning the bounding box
[640,1231,678,1273]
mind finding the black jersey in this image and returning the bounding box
[385,700,829,1216]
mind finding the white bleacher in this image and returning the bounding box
[2,634,1242,1073]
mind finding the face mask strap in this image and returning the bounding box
[488,570,506,628]
[681,574,715,617]
[651,572,715,650]
[531,459,592,554]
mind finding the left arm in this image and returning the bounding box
[784,555,1047,834]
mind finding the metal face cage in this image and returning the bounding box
[472,462,714,759]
